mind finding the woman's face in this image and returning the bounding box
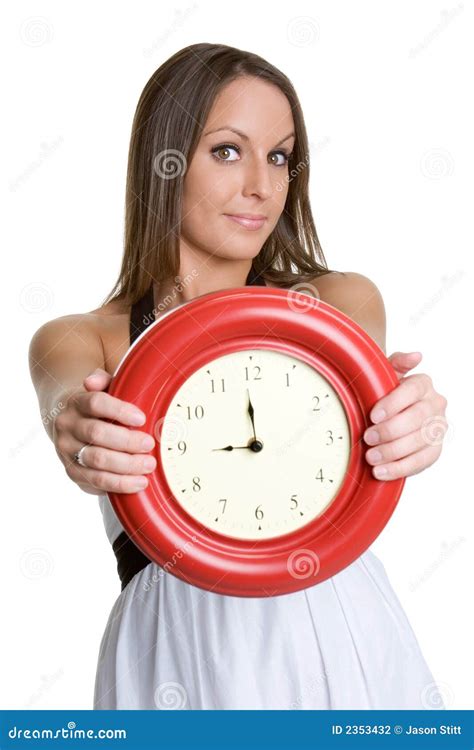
[181,76,295,264]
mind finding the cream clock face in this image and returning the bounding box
[160,348,351,541]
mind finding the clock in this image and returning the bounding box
[106,286,404,597]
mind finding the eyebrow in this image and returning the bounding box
[204,126,295,148]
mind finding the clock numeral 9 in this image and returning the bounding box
[177,441,187,454]
[245,365,262,381]
[185,405,204,420]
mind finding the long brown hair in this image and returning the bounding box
[100,42,337,309]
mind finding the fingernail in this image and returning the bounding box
[371,408,386,423]
[374,466,388,478]
[141,435,155,450]
[130,411,146,426]
[364,429,380,445]
[134,477,148,490]
[143,456,156,471]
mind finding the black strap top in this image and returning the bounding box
[112,264,267,590]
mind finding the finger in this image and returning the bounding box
[66,462,150,494]
[83,368,112,391]
[365,427,432,466]
[69,443,156,476]
[72,418,155,453]
[369,444,441,481]
[369,373,432,424]
[75,390,147,427]
[388,351,422,377]
[364,399,432,445]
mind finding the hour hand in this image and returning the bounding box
[212,444,249,451]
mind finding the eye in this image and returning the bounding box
[211,143,293,167]
[211,144,240,163]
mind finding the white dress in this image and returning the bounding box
[93,492,443,710]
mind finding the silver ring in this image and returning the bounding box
[73,445,88,467]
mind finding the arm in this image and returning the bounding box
[311,271,387,353]
[310,271,448,481]
[28,315,105,441]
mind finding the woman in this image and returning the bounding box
[28,43,449,710]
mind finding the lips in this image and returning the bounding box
[224,214,266,231]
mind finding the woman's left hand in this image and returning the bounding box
[363,351,448,480]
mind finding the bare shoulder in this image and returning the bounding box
[310,271,387,353]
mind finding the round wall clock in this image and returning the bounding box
[106,286,404,597]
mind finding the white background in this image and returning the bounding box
[2,0,472,710]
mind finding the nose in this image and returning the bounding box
[242,154,273,201]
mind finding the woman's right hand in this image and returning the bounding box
[53,368,156,495]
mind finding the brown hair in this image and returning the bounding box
[100,42,338,309]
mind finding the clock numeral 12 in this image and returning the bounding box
[245,365,262,381]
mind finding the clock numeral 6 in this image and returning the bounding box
[255,504,264,520]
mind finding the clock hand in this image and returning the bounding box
[212,440,264,453]
[247,389,257,441]
[212,445,250,451]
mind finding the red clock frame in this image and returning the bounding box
[107,286,404,597]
